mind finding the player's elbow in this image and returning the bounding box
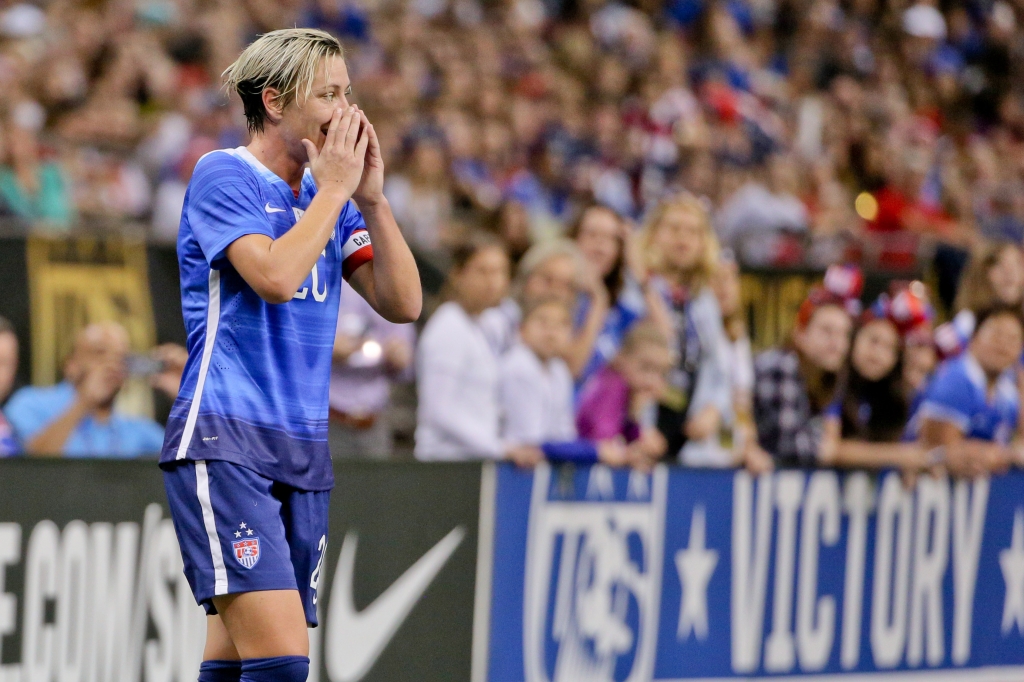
[256,270,310,304]
[252,279,298,305]
[381,296,422,324]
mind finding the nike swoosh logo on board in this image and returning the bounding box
[265,203,285,213]
[325,526,465,682]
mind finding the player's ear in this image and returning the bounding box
[262,88,284,124]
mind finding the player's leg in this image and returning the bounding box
[211,589,309,656]
[199,616,241,682]
[164,460,311,681]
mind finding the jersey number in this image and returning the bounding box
[293,250,328,302]
[310,534,327,604]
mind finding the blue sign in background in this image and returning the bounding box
[486,464,1024,681]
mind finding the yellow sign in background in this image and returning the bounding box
[26,234,157,417]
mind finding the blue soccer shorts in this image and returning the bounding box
[163,460,330,626]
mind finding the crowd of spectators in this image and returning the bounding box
[411,191,1024,479]
[0,0,1016,267]
[1,0,1024,474]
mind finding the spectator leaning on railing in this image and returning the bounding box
[575,321,671,466]
[753,265,861,467]
[414,236,539,465]
[817,288,933,472]
[912,304,1024,478]
[0,317,18,456]
[2,322,182,458]
[500,296,643,468]
[641,195,729,462]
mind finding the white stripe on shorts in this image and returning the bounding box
[195,461,228,595]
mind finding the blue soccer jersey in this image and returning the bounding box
[160,147,373,490]
[910,352,1019,444]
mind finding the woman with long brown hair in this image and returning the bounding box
[568,204,669,386]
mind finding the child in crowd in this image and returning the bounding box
[935,241,1024,358]
[914,304,1024,477]
[499,297,630,466]
[818,288,932,470]
[641,194,730,459]
[754,264,860,466]
[693,252,773,471]
[415,236,540,465]
[576,322,671,465]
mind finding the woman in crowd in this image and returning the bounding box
[568,204,670,387]
[641,194,731,460]
[414,236,539,464]
[0,106,74,228]
[575,321,671,465]
[753,265,860,466]
[817,289,933,470]
[479,239,593,358]
[935,241,1024,358]
[383,134,455,253]
[499,296,634,466]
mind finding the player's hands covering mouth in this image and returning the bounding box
[301,105,370,204]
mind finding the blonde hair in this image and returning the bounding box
[223,28,345,134]
[511,239,585,304]
[641,194,720,291]
[620,320,670,355]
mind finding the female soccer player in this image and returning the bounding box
[159,29,421,682]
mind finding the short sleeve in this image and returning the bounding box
[186,153,275,266]
[917,366,972,432]
[3,387,55,442]
[339,202,373,279]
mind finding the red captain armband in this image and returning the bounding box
[342,229,373,280]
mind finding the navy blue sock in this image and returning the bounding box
[199,660,242,682]
[240,656,309,682]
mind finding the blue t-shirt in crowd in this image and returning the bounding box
[3,382,164,457]
[909,352,1019,444]
[159,147,374,491]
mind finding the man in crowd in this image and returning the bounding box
[0,316,18,455]
[3,321,181,457]
[330,290,415,459]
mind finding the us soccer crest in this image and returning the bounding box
[523,464,668,682]
[233,537,261,569]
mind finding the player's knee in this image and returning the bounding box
[240,656,309,682]
[199,660,242,682]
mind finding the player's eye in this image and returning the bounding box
[344,86,352,96]
[324,92,334,101]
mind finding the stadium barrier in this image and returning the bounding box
[0,460,1021,681]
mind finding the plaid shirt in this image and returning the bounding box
[753,348,824,466]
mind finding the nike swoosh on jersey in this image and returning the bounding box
[264,203,285,213]
[325,526,465,682]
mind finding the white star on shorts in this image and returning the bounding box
[240,522,247,529]
[234,531,242,538]
[246,529,254,536]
